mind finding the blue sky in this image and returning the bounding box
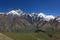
[0,0,60,16]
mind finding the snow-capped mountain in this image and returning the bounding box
[0,9,60,32]
[6,9,55,22]
[6,9,23,16]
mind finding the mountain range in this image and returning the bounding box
[0,9,60,32]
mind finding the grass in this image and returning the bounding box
[0,33,13,40]
[1,31,60,40]
[1,32,50,40]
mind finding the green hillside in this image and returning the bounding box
[1,32,50,40]
[1,30,60,40]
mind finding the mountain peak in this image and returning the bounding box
[6,9,56,21]
[6,9,23,16]
[37,13,55,21]
[38,13,46,17]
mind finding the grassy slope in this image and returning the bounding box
[1,31,60,40]
[1,32,50,40]
[0,33,13,40]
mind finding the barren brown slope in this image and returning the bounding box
[0,14,33,32]
[0,33,13,40]
[0,14,60,32]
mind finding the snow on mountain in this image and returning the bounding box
[44,15,55,21]
[6,9,23,16]
[6,9,55,21]
[37,13,55,21]
[56,17,60,22]
[38,13,46,17]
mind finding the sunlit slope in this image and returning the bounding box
[0,33,13,40]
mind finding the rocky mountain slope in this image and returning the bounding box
[0,9,60,32]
